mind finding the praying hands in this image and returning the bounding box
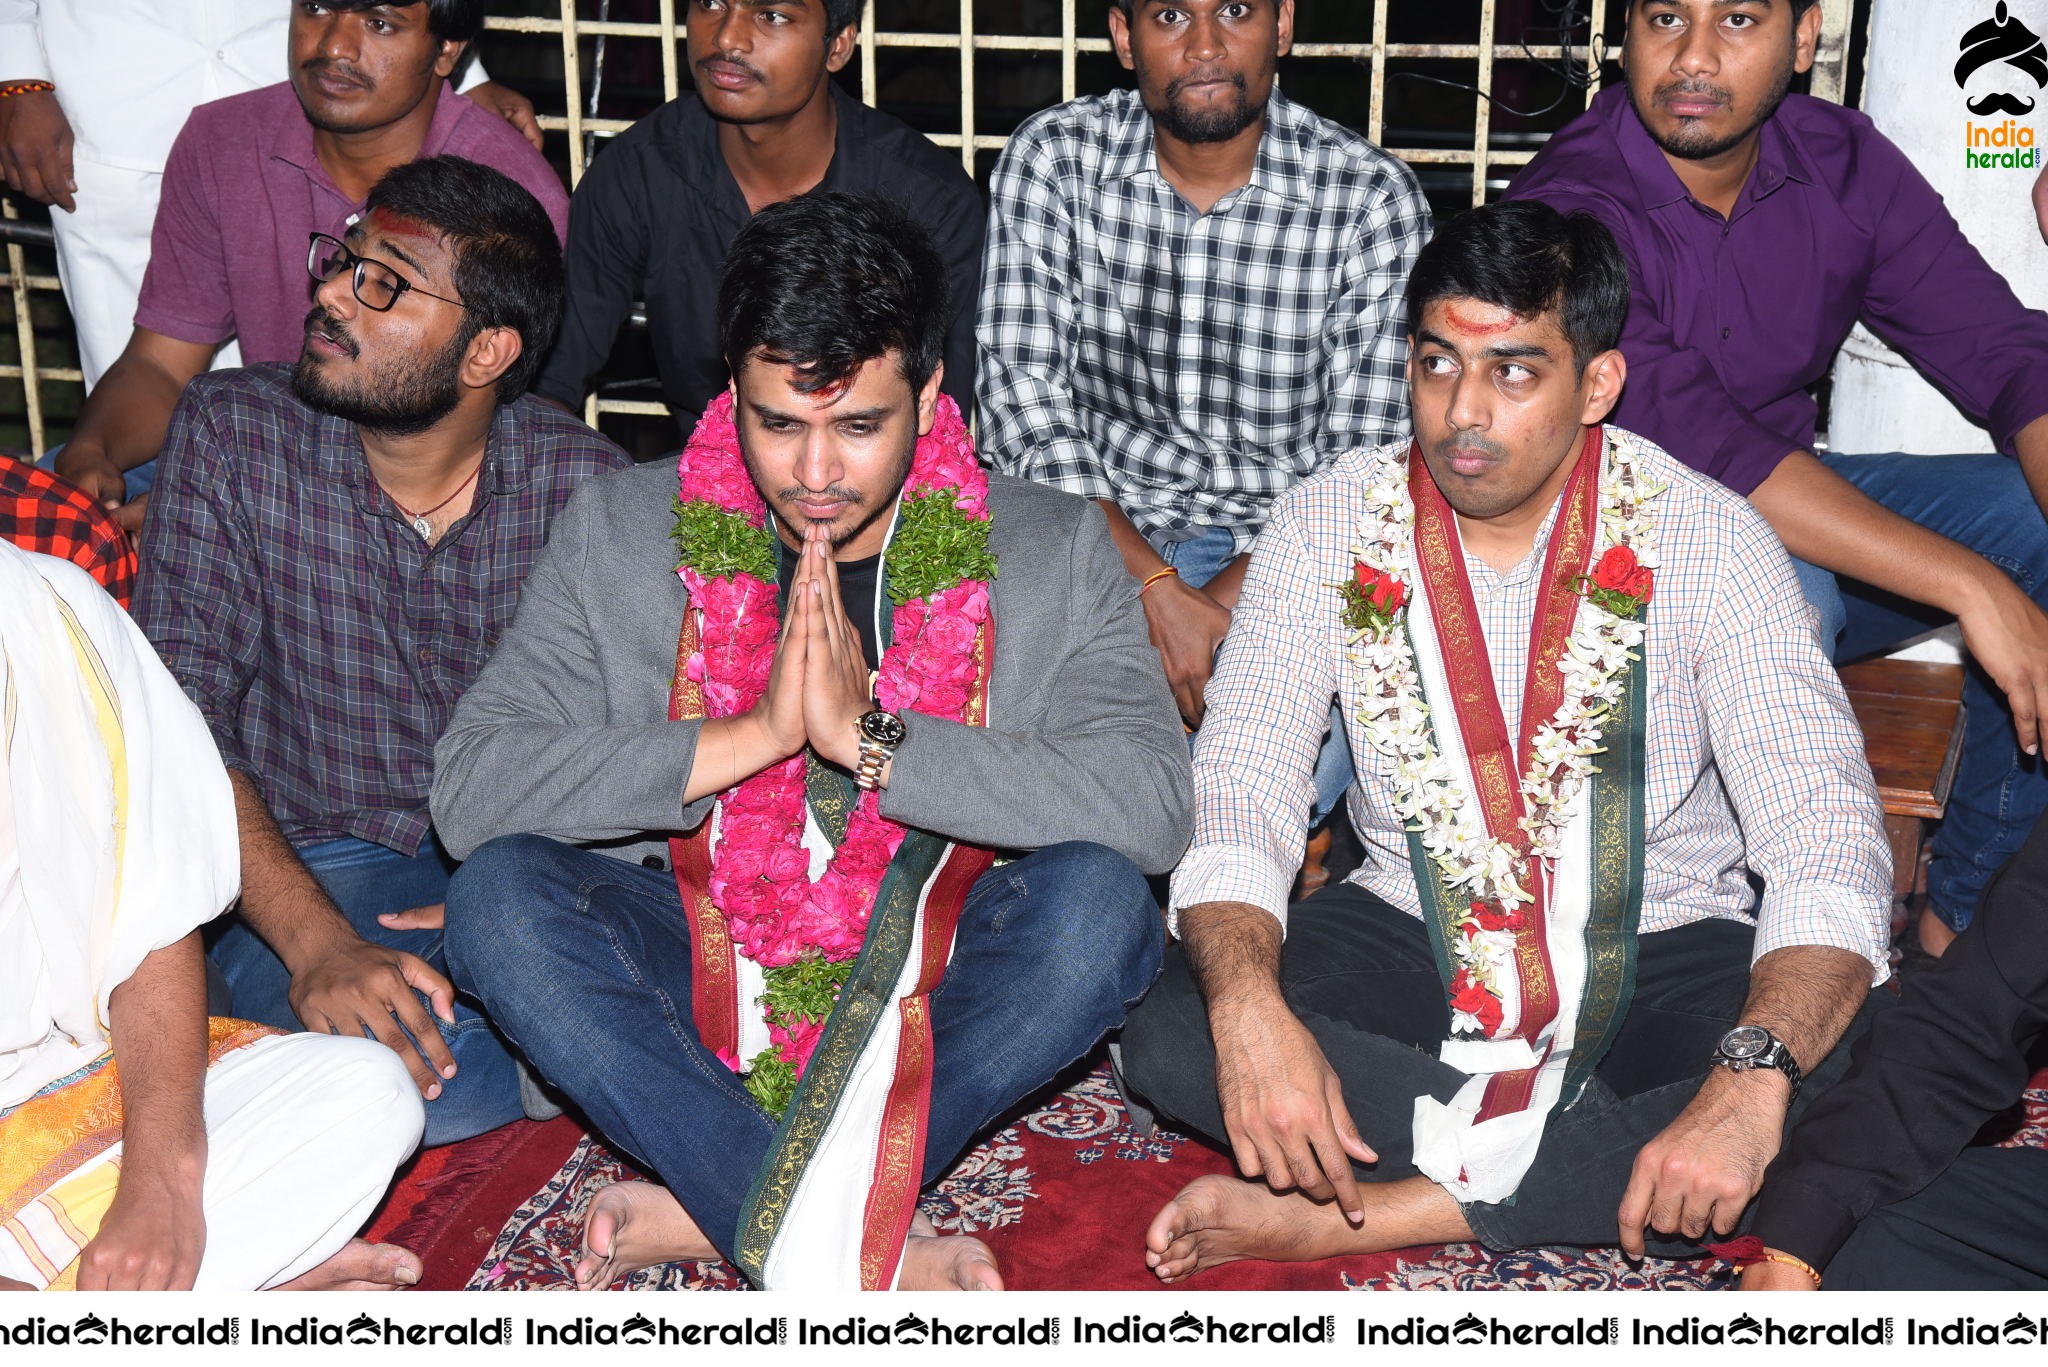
[688,524,887,801]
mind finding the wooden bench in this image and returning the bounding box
[1837,658,1966,901]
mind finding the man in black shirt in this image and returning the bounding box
[1743,815,2048,1290]
[536,0,984,433]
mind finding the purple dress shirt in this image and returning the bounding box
[1509,86,2048,495]
[135,81,569,365]
[133,365,630,854]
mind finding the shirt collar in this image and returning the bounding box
[1606,82,1811,214]
[1103,86,1312,209]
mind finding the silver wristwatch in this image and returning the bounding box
[1708,1024,1802,1100]
[853,708,906,791]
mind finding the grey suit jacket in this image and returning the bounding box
[431,462,1193,875]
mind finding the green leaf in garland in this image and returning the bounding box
[743,1049,798,1115]
[760,953,852,1025]
[885,489,997,606]
[672,494,777,582]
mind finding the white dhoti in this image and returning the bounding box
[0,1033,423,1290]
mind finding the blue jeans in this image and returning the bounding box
[1162,525,1355,825]
[444,837,1163,1264]
[1789,452,2048,931]
[207,831,524,1146]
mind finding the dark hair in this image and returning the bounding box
[321,0,485,44]
[1404,201,1629,373]
[822,0,861,35]
[718,191,950,397]
[361,156,564,401]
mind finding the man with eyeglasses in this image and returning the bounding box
[133,156,628,1148]
[51,0,567,537]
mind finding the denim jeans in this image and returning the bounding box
[1790,452,2048,930]
[1162,524,1355,825]
[444,836,1164,1264]
[1120,879,1885,1257]
[207,830,524,1146]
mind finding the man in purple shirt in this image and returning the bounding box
[53,0,566,536]
[134,157,628,1147]
[1510,0,2048,955]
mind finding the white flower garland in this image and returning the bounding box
[1346,432,1667,1037]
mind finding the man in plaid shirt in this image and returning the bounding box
[134,158,628,1147]
[976,0,1429,818]
[1121,203,1892,1282]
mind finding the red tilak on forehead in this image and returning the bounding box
[1444,303,1520,335]
[364,207,435,242]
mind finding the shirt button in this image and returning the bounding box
[641,854,669,871]
[417,647,433,666]
[1721,326,1731,339]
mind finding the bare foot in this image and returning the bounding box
[898,1212,1002,1291]
[575,1181,717,1290]
[1144,1174,1380,1283]
[275,1239,421,1290]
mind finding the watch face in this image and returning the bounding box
[859,710,907,746]
[1719,1025,1771,1060]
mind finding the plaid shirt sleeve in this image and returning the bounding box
[131,392,265,772]
[1692,496,1894,981]
[1,459,137,608]
[1167,482,1346,935]
[1315,165,1430,459]
[975,116,1115,502]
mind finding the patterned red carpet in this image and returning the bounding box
[365,1059,2048,1292]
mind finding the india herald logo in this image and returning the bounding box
[1957,2,2047,116]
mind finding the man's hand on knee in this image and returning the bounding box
[1617,1068,1789,1256]
[288,936,460,1099]
[1212,996,1376,1223]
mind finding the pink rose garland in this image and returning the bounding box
[675,391,992,1081]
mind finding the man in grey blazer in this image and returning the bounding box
[433,193,1191,1292]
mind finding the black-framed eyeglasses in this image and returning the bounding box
[307,232,465,313]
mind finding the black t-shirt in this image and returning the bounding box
[775,541,882,672]
[535,86,986,436]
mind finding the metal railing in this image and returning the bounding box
[1,0,1860,454]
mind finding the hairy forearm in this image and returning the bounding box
[1179,900,1288,1018]
[1747,451,2004,616]
[107,931,209,1183]
[1735,944,1873,1074]
[229,770,354,973]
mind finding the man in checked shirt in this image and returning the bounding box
[133,156,629,1147]
[1120,202,1895,1282]
[975,0,1429,823]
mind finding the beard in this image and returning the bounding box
[1630,66,1791,161]
[750,434,916,552]
[292,306,470,437]
[1149,70,1267,145]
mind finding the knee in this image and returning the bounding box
[1117,945,1206,1092]
[1014,841,1162,1004]
[275,1034,425,1172]
[443,834,583,992]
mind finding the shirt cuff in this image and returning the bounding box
[1168,841,1292,939]
[0,24,53,83]
[1751,886,1893,987]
